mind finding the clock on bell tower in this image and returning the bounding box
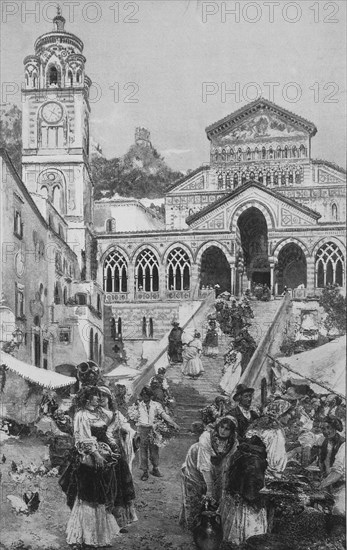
[21,7,94,273]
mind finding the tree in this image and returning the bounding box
[319,284,346,335]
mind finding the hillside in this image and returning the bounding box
[91,141,183,200]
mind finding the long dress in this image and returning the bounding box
[59,408,136,546]
[220,425,288,545]
[168,326,183,363]
[203,324,219,357]
[180,430,238,530]
[219,350,242,396]
[182,338,204,377]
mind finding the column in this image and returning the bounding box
[159,263,166,300]
[270,263,274,295]
[128,263,135,301]
[306,256,315,295]
[190,263,199,300]
[230,264,235,296]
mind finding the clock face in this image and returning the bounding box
[42,102,63,123]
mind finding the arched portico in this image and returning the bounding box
[237,206,270,290]
[276,242,307,293]
[199,245,231,293]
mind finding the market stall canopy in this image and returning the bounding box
[0,351,77,389]
[275,336,346,397]
[104,365,139,380]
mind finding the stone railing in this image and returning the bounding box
[198,289,215,299]
[165,290,191,300]
[104,293,129,304]
[134,291,160,301]
[239,294,291,405]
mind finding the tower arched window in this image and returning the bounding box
[241,172,246,184]
[315,242,344,287]
[47,65,60,87]
[104,250,128,293]
[167,248,191,291]
[237,148,243,161]
[258,172,263,184]
[292,146,298,158]
[262,147,266,159]
[217,173,224,189]
[276,146,282,159]
[76,70,81,84]
[255,148,260,160]
[225,172,231,189]
[288,172,293,184]
[332,203,338,220]
[230,149,234,161]
[281,172,286,185]
[299,144,306,157]
[233,173,239,188]
[246,148,251,160]
[273,171,278,185]
[250,171,255,180]
[214,150,219,162]
[284,146,288,158]
[135,249,159,292]
[221,149,226,162]
[68,70,73,87]
[295,171,301,184]
[269,147,274,159]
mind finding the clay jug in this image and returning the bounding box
[193,509,223,550]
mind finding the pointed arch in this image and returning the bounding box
[229,200,276,233]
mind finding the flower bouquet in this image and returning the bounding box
[149,419,176,448]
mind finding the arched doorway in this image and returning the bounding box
[277,243,307,293]
[200,246,231,292]
[237,207,270,286]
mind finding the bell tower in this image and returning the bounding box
[21,7,93,274]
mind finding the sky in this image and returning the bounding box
[1,0,346,172]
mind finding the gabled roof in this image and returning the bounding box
[205,98,317,139]
[166,165,209,193]
[186,181,321,225]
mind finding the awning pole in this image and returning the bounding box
[267,353,346,400]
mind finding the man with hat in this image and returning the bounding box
[168,321,183,363]
[228,384,259,439]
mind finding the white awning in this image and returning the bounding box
[0,351,76,389]
[276,336,346,397]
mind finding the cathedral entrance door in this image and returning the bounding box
[237,207,270,290]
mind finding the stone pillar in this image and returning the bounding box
[159,263,166,300]
[128,263,135,301]
[270,263,274,294]
[191,263,199,299]
[306,256,315,295]
[230,264,236,296]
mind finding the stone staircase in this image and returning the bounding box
[167,298,283,432]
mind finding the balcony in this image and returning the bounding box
[104,293,129,304]
[165,290,191,300]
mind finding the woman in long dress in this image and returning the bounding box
[220,412,288,545]
[219,345,242,396]
[59,386,136,548]
[203,320,219,357]
[180,417,238,530]
[182,331,204,378]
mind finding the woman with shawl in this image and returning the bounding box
[219,344,242,396]
[59,386,136,548]
[180,417,238,530]
[220,407,288,545]
[182,330,204,379]
[203,319,219,357]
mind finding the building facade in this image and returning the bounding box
[0,12,103,376]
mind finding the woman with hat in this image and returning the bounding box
[228,384,259,439]
[182,330,204,379]
[179,416,238,530]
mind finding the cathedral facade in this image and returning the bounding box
[96,99,346,304]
